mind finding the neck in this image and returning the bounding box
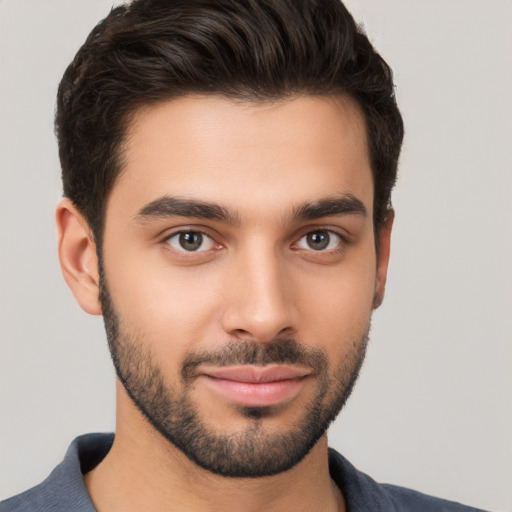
[84,385,344,512]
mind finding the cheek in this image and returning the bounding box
[298,248,376,354]
[105,251,225,357]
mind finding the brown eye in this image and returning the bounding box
[297,230,341,251]
[307,231,329,250]
[166,231,214,252]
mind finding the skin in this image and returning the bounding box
[56,94,393,512]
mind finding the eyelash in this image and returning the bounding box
[161,227,348,256]
[162,230,220,254]
[293,230,344,252]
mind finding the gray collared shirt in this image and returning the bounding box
[0,433,489,511]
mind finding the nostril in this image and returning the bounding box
[277,326,295,338]
[229,326,295,343]
[232,328,251,338]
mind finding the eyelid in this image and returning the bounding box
[292,224,349,244]
[159,224,218,241]
[166,231,213,252]
[157,224,349,257]
[160,226,223,253]
[295,230,343,251]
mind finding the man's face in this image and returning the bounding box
[99,95,387,477]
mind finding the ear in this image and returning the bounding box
[56,198,102,315]
[373,210,394,309]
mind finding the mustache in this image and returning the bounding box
[181,338,327,381]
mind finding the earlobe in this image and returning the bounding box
[373,210,394,309]
[56,198,102,315]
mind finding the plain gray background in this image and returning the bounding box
[0,1,511,510]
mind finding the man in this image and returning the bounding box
[0,0,492,511]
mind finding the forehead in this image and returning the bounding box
[110,94,373,222]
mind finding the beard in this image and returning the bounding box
[99,278,369,478]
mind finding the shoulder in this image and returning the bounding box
[0,433,113,512]
[0,471,92,512]
[380,483,489,512]
[328,448,490,512]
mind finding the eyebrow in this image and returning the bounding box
[135,196,240,224]
[290,194,367,222]
[135,193,366,225]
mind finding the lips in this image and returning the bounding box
[203,365,311,382]
[200,365,311,407]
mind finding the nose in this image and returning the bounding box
[221,244,299,342]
